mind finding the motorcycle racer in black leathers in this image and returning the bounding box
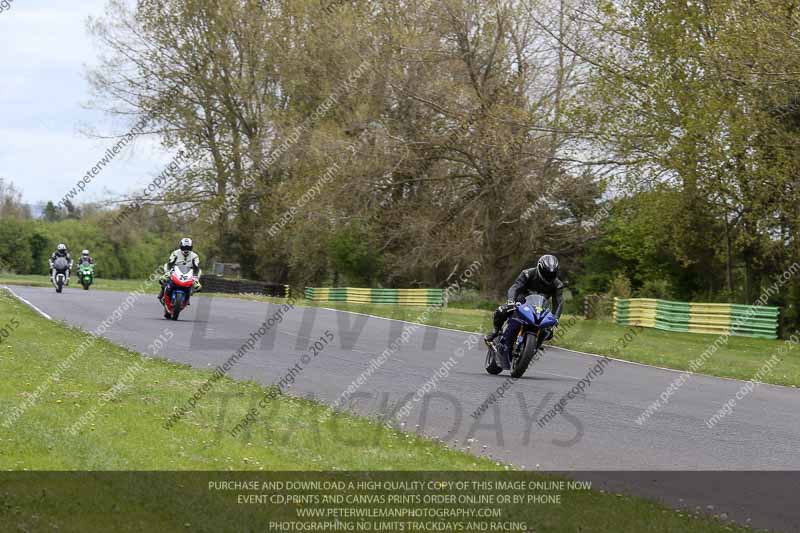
[485,255,564,359]
[77,249,95,266]
[49,244,73,287]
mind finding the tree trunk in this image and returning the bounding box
[724,216,733,295]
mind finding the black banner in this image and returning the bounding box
[0,472,797,532]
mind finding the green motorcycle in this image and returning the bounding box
[78,263,95,290]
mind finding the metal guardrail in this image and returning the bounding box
[614,297,779,339]
[305,287,444,306]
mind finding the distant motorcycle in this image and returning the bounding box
[161,265,196,321]
[485,293,557,378]
[51,257,70,294]
[78,263,94,291]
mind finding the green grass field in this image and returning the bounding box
[0,289,759,532]
[2,273,797,387]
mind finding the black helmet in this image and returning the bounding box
[537,254,559,284]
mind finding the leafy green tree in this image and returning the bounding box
[29,231,50,275]
[329,223,383,286]
[0,219,33,273]
[42,202,62,222]
[63,199,81,219]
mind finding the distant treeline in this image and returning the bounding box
[0,201,180,279]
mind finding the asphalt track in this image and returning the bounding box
[6,286,800,532]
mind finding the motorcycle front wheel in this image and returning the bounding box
[171,291,184,321]
[511,333,538,378]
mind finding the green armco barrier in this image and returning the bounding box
[614,298,779,339]
[305,287,444,306]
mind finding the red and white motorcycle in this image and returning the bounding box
[161,265,197,320]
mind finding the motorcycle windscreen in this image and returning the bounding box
[171,265,195,287]
[524,293,549,310]
[516,294,544,324]
[522,293,555,326]
[53,257,70,271]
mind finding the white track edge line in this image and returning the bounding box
[3,285,54,321]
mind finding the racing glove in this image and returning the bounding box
[498,301,514,313]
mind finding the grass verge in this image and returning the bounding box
[0,289,758,533]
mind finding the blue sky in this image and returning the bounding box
[0,0,174,206]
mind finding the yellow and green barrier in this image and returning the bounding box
[613,298,779,339]
[305,287,444,306]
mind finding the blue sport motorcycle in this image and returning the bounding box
[486,293,558,378]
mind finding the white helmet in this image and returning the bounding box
[179,238,193,256]
[57,243,67,253]
[81,249,90,256]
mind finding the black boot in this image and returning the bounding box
[484,331,499,346]
[496,341,511,368]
